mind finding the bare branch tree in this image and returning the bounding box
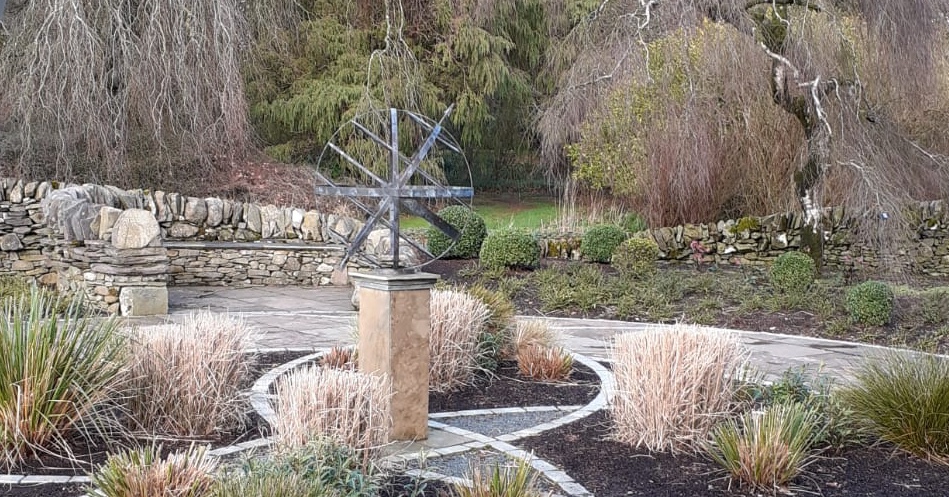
[540,0,949,270]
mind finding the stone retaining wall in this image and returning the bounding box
[165,242,351,286]
[0,177,399,314]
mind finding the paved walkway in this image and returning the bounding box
[128,284,892,381]
[113,284,918,496]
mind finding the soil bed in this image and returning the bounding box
[429,360,599,412]
[425,259,949,355]
[520,409,949,497]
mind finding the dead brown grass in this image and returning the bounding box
[429,289,491,393]
[273,365,391,463]
[125,311,255,437]
[611,324,750,453]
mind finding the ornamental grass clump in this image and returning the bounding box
[517,345,573,381]
[0,286,125,468]
[88,444,216,497]
[841,353,949,465]
[454,457,545,497]
[125,310,255,437]
[273,365,391,464]
[466,285,516,372]
[611,325,749,453]
[706,403,822,490]
[504,319,562,359]
[430,289,491,392]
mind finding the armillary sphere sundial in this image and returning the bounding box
[313,106,474,271]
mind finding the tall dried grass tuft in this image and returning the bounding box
[611,325,750,453]
[429,289,491,392]
[125,311,255,437]
[321,345,355,370]
[273,365,391,464]
[88,444,217,497]
[505,319,563,359]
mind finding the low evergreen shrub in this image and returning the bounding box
[479,229,540,270]
[214,441,378,497]
[612,237,659,278]
[426,205,487,259]
[769,252,816,294]
[845,281,894,326]
[581,224,626,263]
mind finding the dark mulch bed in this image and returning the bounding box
[429,360,600,413]
[426,258,949,354]
[4,350,310,480]
[520,409,949,497]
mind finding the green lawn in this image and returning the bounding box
[400,195,558,231]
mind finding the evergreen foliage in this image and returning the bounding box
[769,252,816,295]
[581,224,626,263]
[612,237,659,279]
[426,205,488,259]
[246,0,551,186]
[845,281,894,326]
[480,229,540,270]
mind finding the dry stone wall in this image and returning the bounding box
[0,177,401,314]
[539,202,949,276]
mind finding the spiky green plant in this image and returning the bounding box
[88,444,216,497]
[0,286,125,468]
[841,353,949,465]
[454,457,545,497]
[706,403,822,490]
[213,440,379,497]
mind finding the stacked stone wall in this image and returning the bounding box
[164,242,353,286]
[538,202,949,276]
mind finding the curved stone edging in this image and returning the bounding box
[382,351,614,497]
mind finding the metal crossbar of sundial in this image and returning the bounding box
[313,106,474,270]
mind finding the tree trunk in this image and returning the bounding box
[770,60,828,269]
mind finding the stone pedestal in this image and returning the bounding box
[351,270,438,441]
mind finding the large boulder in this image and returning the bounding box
[111,209,161,249]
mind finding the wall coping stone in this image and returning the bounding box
[163,241,346,252]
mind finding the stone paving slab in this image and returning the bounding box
[148,285,908,382]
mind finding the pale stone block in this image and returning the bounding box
[112,209,160,249]
[119,287,168,316]
[96,206,123,240]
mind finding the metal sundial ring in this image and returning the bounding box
[314,106,474,270]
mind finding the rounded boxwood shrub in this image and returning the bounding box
[612,237,659,279]
[769,252,816,294]
[846,281,894,326]
[581,224,626,263]
[426,205,487,259]
[479,229,540,270]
